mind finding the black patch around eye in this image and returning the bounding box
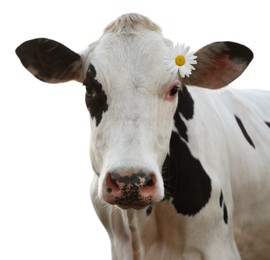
[84,64,108,126]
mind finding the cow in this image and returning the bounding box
[16,13,270,260]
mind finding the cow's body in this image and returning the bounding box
[91,87,270,260]
[16,13,270,260]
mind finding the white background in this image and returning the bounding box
[1,1,269,259]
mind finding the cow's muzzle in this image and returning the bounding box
[103,170,157,210]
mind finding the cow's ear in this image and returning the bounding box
[16,38,83,83]
[183,42,253,89]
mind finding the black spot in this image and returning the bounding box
[172,86,194,143]
[162,131,212,216]
[162,98,211,216]
[107,187,112,193]
[146,206,153,216]
[265,122,270,128]
[235,116,255,149]
[218,191,228,224]
[84,64,108,126]
[223,204,228,224]
[224,41,253,65]
[177,86,194,120]
[219,191,223,207]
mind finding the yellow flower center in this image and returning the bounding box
[175,55,185,66]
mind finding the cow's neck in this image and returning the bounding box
[124,201,187,260]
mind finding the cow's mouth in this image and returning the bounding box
[115,200,152,210]
[114,194,152,210]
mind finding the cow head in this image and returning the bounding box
[16,13,253,210]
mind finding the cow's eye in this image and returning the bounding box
[165,85,180,100]
[169,86,179,96]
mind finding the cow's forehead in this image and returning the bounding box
[83,32,174,92]
[97,31,169,59]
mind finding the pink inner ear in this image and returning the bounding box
[183,42,253,89]
[202,54,234,89]
[185,53,245,89]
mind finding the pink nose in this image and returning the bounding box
[104,171,157,209]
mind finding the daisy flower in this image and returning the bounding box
[166,44,197,78]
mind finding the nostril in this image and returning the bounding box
[145,174,156,187]
[106,172,120,193]
[145,176,153,186]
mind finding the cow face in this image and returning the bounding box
[16,13,253,210]
[83,32,179,209]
